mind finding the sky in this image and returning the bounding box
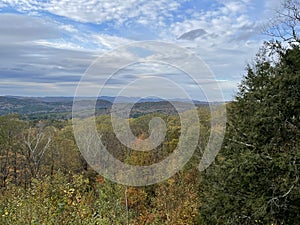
[0,0,283,101]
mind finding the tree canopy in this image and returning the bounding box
[199,36,300,225]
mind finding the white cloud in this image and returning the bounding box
[2,0,181,27]
[34,40,85,50]
[0,13,60,42]
[92,34,132,49]
[59,24,78,33]
[0,80,78,96]
[168,1,258,42]
[0,0,282,99]
[219,1,247,14]
[156,0,267,99]
[0,14,98,96]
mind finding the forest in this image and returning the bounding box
[0,1,300,224]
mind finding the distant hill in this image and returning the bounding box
[0,96,111,119]
[99,96,176,103]
[98,96,211,105]
[0,96,213,120]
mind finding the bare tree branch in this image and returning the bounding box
[263,0,300,45]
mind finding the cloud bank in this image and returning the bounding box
[0,0,283,100]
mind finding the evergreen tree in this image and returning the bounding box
[199,45,300,224]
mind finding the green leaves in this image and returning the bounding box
[199,45,300,224]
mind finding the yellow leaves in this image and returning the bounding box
[123,187,147,208]
[167,178,175,186]
[63,188,75,198]
[2,211,8,217]
[150,173,200,225]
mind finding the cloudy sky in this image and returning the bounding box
[0,0,283,100]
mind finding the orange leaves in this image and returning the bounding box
[122,187,147,209]
[95,176,105,184]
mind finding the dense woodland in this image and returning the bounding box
[1,1,300,224]
[0,109,210,224]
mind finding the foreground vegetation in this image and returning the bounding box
[0,110,209,224]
